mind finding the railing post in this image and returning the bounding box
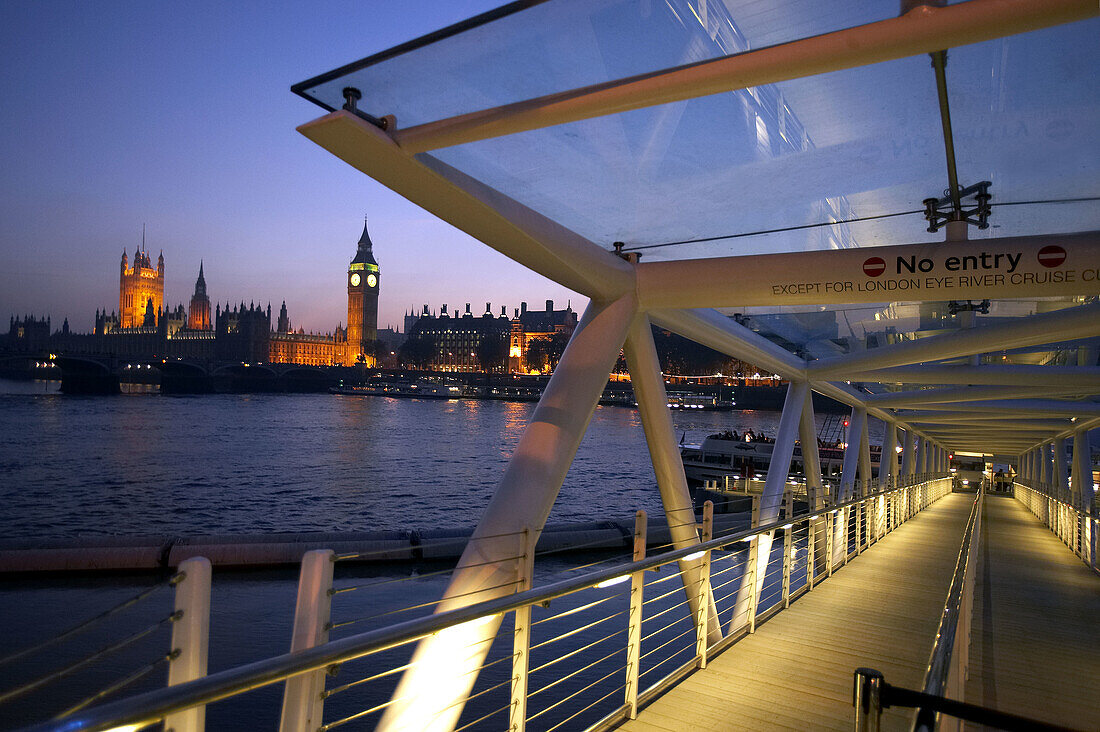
[279,549,334,732]
[510,528,534,732]
[842,500,851,568]
[886,486,893,534]
[166,556,211,732]
[853,667,884,732]
[825,510,835,579]
[695,501,713,668]
[807,509,817,592]
[782,492,792,609]
[856,494,864,556]
[625,510,646,719]
[747,496,761,634]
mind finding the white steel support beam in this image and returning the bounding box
[732,381,807,628]
[1054,437,1069,495]
[862,385,1091,407]
[1042,443,1055,486]
[1072,430,1092,510]
[848,365,1100,387]
[839,408,867,502]
[922,428,1066,436]
[798,388,825,509]
[648,308,805,382]
[859,419,872,490]
[623,311,721,645]
[880,423,898,491]
[378,295,635,732]
[896,402,1100,419]
[901,429,916,476]
[389,0,1097,153]
[648,309,911,432]
[298,111,633,302]
[902,400,1100,418]
[902,414,1074,426]
[809,303,1100,378]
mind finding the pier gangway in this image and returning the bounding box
[15,473,1099,732]
[10,0,1100,729]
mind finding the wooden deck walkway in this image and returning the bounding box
[964,495,1100,730]
[620,492,975,731]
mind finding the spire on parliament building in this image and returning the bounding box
[351,216,378,267]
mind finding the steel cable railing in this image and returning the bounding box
[53,648,180,720]
[3,558,211,729]
[0,611,182,707]
[0,573,181,669]
[1013,480,1097,572]
[23,476,952,732]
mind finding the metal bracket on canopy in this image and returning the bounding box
[922,181,992,233]
[341,86,390,131]
[947,300,991,316]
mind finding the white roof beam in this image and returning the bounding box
[896,401,1100,418]
[648,308,805,383]
[647,309,927,435]
[390,0,1097,154]
[863,385,1092,407]
[847,365,1100,387]
[902,415,1072,426]
[297,111,633,302]
[809,303,1100,377]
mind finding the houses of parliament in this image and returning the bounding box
[6,220,383,367]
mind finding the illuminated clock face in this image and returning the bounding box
[349,273,360,287]
[366,273,377,288]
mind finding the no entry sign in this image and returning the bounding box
[1037,245,1066,268]
[862,257,886,277]
[635,232,1100,308]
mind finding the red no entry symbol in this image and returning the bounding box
[1037,245,1066,268]
[862,257,886,277]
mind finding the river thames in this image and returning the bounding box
[0,380,836,730]
[0,380,828,540]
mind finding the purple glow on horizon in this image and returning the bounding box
[0,1,584,335]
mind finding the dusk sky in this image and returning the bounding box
[0,1,584,335]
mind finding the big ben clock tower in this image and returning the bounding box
[347,216,380,364]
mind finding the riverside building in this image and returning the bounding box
[7,220,378,367]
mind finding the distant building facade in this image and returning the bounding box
[509,300,578,373]
[400,299,577,374]
[269,300,347,366]
[404,303,511,372]
[187,262,212,330]
[119,247,164,328]
[346,218,380,365]
[4,219,391,369]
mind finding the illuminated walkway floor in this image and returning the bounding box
[619,493,974,731]
[964,495,1100,730]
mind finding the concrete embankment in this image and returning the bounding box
[0,514,751,573]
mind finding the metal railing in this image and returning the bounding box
[852,668,1074,732]
[1013,479,1097,573]
[853,488,983,732]
[22,475,951,732]
[3,556,211,731]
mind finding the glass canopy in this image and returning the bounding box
[294,0,1100,403]
[294,1,1098,261]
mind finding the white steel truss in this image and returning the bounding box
[294,1,1100,728]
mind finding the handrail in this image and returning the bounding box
[853,668,1076,732]
[913,487,982,731]
[23,474,949,732]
